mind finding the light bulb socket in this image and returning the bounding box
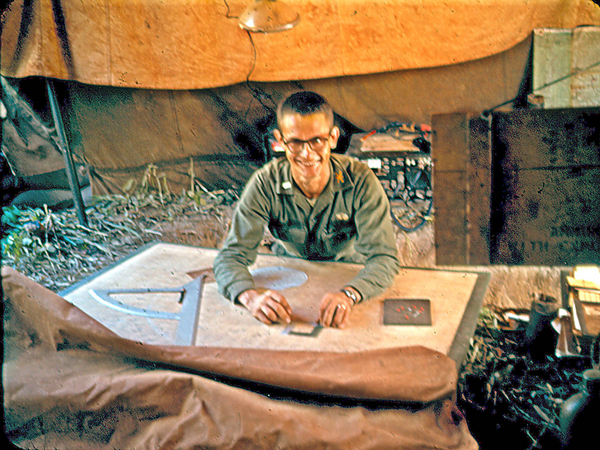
[238,0,300,33]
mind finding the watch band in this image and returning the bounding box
[341,288,359,305]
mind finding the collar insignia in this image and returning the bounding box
[335,170,344,184]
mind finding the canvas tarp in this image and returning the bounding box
[2,266,478,449]
[2,34,535,195]
[2,1,599,195]
[1,0,599,90]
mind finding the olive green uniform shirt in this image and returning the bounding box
[214,154,400,302]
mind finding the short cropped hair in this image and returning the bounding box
[276,91,334,130]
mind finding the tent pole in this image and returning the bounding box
[46,79,88,226]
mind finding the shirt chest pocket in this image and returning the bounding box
[323,218,356,246]
[269,220,307,244]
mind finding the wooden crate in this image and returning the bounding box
[433,108,600,266]
[533,27,600,108]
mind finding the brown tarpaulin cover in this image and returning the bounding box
[2,1,599,195]
[27,33,533,196]
[0,36,536,195]
[2,267,478,449]
[1,0,599,90]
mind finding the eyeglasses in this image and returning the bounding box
[279,130,333,153]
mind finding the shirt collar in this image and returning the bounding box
[330,154,354,192]
[274,157,294,195]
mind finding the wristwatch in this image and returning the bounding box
[341,288,360,305]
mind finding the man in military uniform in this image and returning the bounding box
[214,91,400,328]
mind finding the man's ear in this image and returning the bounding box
[329,126,341,149]
[273,129,283,143]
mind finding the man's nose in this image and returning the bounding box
[298,142,312,156]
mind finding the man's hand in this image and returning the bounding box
[318,291,354,328]
[237,289,293,325]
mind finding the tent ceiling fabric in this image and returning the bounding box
[2,0,599,90]
[0,36,533,195]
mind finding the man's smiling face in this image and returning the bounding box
[275,112,339,197]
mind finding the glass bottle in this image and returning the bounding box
[524,293,558,361]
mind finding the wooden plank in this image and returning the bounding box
[432,113,469,172]
[434,172,468,265]
[466,115,492,264]
[433,112,492,265]
[432,113,468,265]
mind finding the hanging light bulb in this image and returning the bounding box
[238,0,300,33]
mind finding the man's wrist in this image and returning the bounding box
[236,289,255,307]
[341,286,362,305]
[229,280,256,304]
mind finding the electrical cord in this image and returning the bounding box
[222,0,278,114]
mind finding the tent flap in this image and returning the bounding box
[2,0,599,90]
